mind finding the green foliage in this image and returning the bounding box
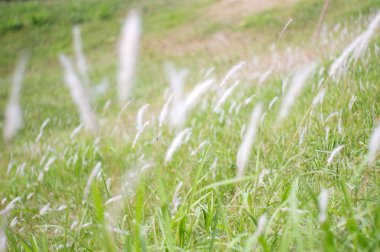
[242,0,380,37]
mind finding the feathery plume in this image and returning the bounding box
[329,35,362,79]
[353,11,380,60]
[268,96,279,109]
[165,63,188,91]
[237,103,263,178]
[83,162,102,201]
[165,63,188,128]
[105,195,123,206]
[170,105,186,130]
[59,54,97,131]
[278,64,316,123]
[367,122,380,165]
[39,203,51,215]
[329,11,380,79]
[327,145,344,165]
[0,226,6,252]
[318,188,328,223]
[159,93,174,128]
[298,126,307,146]
[258,169,270,186]
[184,79,213,110]
[9,217,17,228]
[38,156,57,182]
[170,79,213,129]
[220,61,246,87]
[255,214,267,236]
[102,163,151,230]
[136,104,149,130]
[165,128,192,164]
[72,26,90,90]
[171,181,183,216]
[57,205,67,211]
[70,124,83,139]
[312,87,327,107]
[132,121,149,149]
[117,9,142,103]
[244,94,256,105]
[244,213,267,250]
[35,118,50,142]
[0,197,21,215]
[3,54,28,142]
[191,140,209,156]
[258,68,273,86]
[214,80,239,112]
[348,95,357,111]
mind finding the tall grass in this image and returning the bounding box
[3,55,28,143]
[117,9,142,103]
[1,1,380,251]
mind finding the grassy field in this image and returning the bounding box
[0,0,380,251]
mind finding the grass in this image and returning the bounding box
[0,0,380,251]
[242,0,380,40]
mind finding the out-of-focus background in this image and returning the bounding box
[0,0,377,140]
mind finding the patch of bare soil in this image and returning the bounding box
[148,0,299,56]
[204,0,297,23]
[145,0,323,77]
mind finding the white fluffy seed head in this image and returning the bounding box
[35,118,50,142]
[105,195,123,206]
[367,122,380,165]
[59,54,97,131]
[136,104,149,130]
[3,54,28,142]
[117,9,142,103]
[329,11,380,80]
[72,25,90,91]
[278,63,316,123]
[165,128,192,164]
[165,63,189,129]
[258,68,273,86]
[318,189,329,223]
[184,79,213,111]
[329,35,362,80]
[132,121,149,149]
[165,63,188,92]
[214,80,239,113]
[83,162,102,201]
[255,214,267,236]
[3,104,23,143]
[171,181,183,215]
[353,11,380,61]
[268,96,279,110]
[159,93,174,128]
[327,145,344,166]
[0,227,6,252]
[170,79,213,129]
[39,203,51,215]
[312,88,327,107]
[220,61,246,87]
[57,205,67,211]
[236,103,263,178]
[0,196,21,215]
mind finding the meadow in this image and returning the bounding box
[0,0,380,251]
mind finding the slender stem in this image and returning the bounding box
[314,0,331,42]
